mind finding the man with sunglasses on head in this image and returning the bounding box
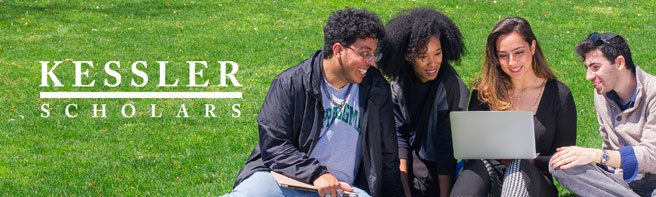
[549,33,656,196]
[225,8,403,197]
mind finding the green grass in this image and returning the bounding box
[2,0,655,195]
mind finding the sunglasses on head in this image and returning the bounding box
[586,32,619,49]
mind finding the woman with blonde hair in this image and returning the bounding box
[450,17,576,196]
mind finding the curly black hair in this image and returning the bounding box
[576,33,635,72]
[323,8,385,59]
[378,8,465,81]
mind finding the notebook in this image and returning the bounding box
[270,171,358,197]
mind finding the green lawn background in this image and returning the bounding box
[2,0,655,195]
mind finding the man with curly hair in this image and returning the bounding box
[225,8,403,197]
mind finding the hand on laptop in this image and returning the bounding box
[549,146,598,170]
[313,173,354,197]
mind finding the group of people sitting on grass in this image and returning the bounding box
[222,7,656,197]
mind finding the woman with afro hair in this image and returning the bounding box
[378,8,468,197]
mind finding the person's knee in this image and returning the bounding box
[550,164,591,181]
[229,171,282,197]
[451,176,490,196]
[451,186,489,197]
[549,164,573,180]
[548,165,560,176]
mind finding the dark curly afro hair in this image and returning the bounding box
[378,8,465,81]
[323,8,385,59]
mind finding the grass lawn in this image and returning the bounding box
[2,0,655,195]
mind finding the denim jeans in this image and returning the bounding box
[223,171,371,197]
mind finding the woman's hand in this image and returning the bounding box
[399,159,412,197]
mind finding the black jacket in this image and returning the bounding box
[234,51,404,197]
[392,63,469,175]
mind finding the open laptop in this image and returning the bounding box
[450,111,537,160]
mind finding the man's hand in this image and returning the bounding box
[313,173,354,197]
[550,146,599,170]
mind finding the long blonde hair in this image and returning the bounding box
[476,17,555,111]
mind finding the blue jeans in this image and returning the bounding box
[223,171,371,197]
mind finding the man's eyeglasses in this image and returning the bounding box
[586,32,619,49]
[346,46,382,63]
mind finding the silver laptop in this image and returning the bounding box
[450,111,537,159]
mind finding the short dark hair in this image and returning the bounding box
[378,8,465,81]
[575,33,635,72]
[323,8,384,59]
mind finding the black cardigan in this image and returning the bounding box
[468,79,577,174]
[392,63,469,175]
